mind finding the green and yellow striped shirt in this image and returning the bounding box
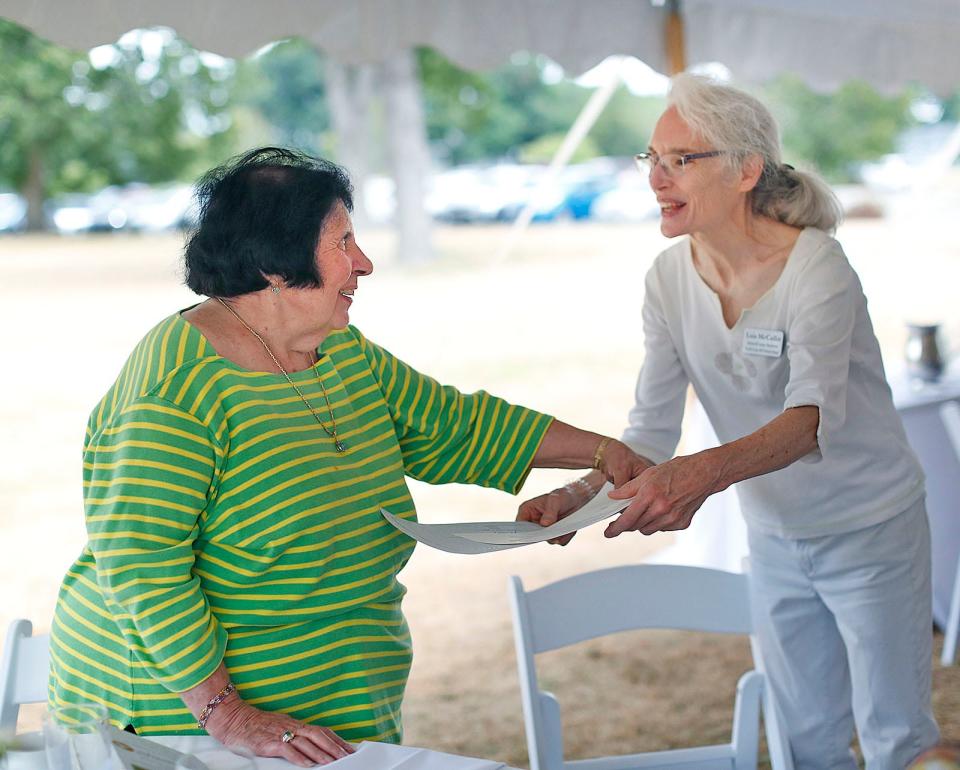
[49,312,553,739]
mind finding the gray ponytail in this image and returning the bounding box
[668,74,843,233]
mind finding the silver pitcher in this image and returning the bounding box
[905,323,945,383]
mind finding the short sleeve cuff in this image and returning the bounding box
[619,435,670,466]
[501,413,555,494]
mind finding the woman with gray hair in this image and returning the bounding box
[520,74,939,768]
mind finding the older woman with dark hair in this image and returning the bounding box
[521,76,940,769]
[49,147,646,766]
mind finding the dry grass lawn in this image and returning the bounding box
[1,215,959,767]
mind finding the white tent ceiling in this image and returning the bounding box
[2,0,959,95]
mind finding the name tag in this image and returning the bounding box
[742,328,785,357]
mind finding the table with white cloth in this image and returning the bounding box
[888,364,960,628]
[650,363,960,629]
[151,736,521,770]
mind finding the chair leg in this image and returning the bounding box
[731,671,762,769]
[941,554,960,666]
[539,691,564,770]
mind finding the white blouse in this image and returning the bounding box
[621,227,924,539]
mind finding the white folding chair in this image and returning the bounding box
[0,619,51,732]
[939,400,960,666]
[509,564,794,770]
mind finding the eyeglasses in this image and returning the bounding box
[634,150,724,177]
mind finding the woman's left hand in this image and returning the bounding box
[597,439,655,488]
[604,452,719,537]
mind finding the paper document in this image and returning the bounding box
[107,725,191,770]
[381,483,628,553]
[330,741,505,769]
[380,510,530,553]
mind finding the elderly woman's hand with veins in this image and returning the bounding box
[517,440,655,546]
[605,452,718,537]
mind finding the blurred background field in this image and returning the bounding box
[2,218,959,766]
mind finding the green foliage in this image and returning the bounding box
[417,47,495,162]
[418,51,581,162]
[589,87,666,157]
[0,24,933,224]
[73,29,237,187]
[761,76,915,182]
[0,19,84,191]
[238,38,329,154]
[0,20,235,212]
[518,132,600,164]
[418,49,667,165]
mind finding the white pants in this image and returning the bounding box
[748,498,940,770]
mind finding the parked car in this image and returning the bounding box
[45,193,97,234]
[492,159,624,223]
[44,183,198,234]
[556,158,622,220]
[493,165,569,223]
[426,165,507,223]
[0,192,27,232]
[427,160,622,224]
[123,184,196,232]
[590,170,660,222]
[87,186,132,231]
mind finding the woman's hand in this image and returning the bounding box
[517,479,597,546]
[208,699,354,767]
[596,439,655,488]
[605,452,720,537]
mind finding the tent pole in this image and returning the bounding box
[492,62,622,266]
[666,0,686,75]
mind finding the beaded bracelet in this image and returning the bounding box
[563,477,593,500]
[197,681,236,730]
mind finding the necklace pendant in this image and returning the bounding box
[335,439,347,453]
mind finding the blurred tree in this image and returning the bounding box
[325,59,376,228]
[0,20,235,230]
[0,19,84,229]
[417,47,495,164]
[239,38,329,154]
[589,87,666,156]
[419,50,587,164]
[382,48,434,262]
[762,76,915,182]
[418,50,666,165]
[518,132,600,164]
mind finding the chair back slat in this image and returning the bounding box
[0,619,51,731]
[524,565,752,654]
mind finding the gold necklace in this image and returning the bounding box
[216,297,346,452]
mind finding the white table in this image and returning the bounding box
[651,365,960,630]
[152,736,520,770]
[888,364,960,628]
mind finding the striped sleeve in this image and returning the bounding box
[356,331,554,493]
[83,395,227,693]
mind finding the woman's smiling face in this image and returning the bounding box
[646,106,747,239]
[282,200,373,340]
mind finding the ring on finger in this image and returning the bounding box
[280,729,296,744]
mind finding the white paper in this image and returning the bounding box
[380,483,627,552]
[459,483,627,544]
[330,741,504,769]
[380,509,529,553]
[107,725,191,770]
